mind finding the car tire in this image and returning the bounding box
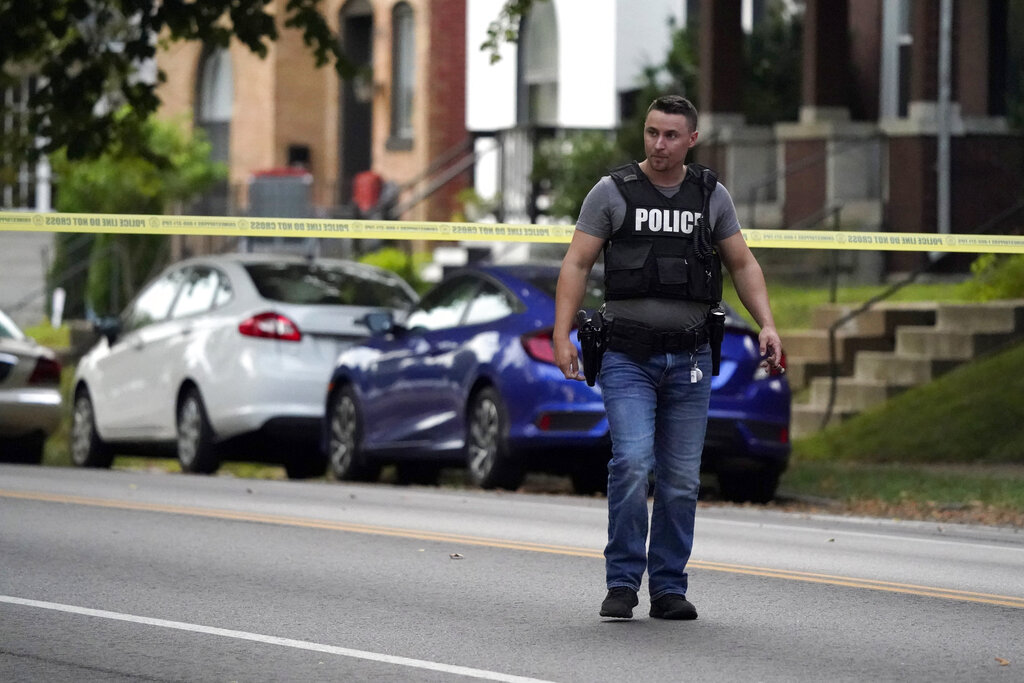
[177,387,221,475]
[284,448,328,480]
[70,389,113,468]
[327,386,380,482]
[717,468,781,504]
[465,387,523,491]
[395,462,441,486]
[0,434,46,464]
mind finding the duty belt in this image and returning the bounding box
[605,317,709,357]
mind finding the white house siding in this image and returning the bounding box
[467,0,686,133]
[556,0,617,129]
[466,0,687,215]
[466,0,518,132]
[614,0,683,96]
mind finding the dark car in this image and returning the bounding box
[323,263,791,501]
[0,309,63,464]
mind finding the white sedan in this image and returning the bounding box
[0,310,63,464]
[70,253,417,478]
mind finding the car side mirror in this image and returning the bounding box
[363,311,396,335]
[94,317,122,345]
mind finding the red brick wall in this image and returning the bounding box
[427,0,469,222]
[887,134,1024,271]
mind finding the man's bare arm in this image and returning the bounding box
[717,231,784,371]
[554,231,606,380]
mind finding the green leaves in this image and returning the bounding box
[0,0,349,166]
[480,0,545,64]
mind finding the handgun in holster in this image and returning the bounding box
[708,305,726,376]
[576,308,606,387]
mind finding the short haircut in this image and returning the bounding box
[647,95,698,132]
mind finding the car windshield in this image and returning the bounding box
[0,310,25,340]
[522,272,605,311]
[245,263,415,309]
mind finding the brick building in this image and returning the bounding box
[467,0,1023,276]
[156,0,469,236]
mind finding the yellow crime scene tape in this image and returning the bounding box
[2,211,1024,253]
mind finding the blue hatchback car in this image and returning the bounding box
[323,263,790,501]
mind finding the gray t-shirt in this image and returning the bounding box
[576,170,741,331]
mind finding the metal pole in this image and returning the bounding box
[937,0,952,236]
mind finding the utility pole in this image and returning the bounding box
[937,0,952,236]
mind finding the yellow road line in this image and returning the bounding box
[4,489,1023,609]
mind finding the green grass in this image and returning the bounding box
[22,321,71,348]
[783,340,1024,521]
[793,342,1024,464]
[781,461,1024,509]
[721,280,968,330]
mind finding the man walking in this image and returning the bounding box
[553,95,784,620]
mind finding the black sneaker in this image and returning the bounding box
[600,587,639,619]
[649,594,698,620]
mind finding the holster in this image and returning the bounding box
[576,309,606,387]
[708,305,726,376]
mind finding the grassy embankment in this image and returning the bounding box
[724,280,1024,524]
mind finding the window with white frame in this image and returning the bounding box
[390,2,415,144]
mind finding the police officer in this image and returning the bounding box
[553,95,783,620]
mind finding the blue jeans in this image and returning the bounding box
[599,346,712,599]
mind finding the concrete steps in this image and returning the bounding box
[786,303,937,391]
[788,299,1024,439]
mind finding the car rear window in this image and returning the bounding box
[524,273,605,311]
[245,263,416,308]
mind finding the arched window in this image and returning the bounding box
[390,2,415,145]
[195,47,233,214]
[197,47,233,164]
[517,1,558,126]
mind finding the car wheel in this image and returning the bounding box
[70,389,113,468]
[717,468,781,504]
[284,448,328,480]
[327,386,380,482]
[465,387,523,491]
[177,388,221,475]
[0,434,46,464]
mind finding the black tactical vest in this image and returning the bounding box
[604,161,723,304]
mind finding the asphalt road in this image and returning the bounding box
[2,465,1022,682]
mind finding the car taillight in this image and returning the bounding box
[521,329,557,365]
[239,312,302,342]
[28,356,62,386]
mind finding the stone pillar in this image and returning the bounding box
[801,0,851,123]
